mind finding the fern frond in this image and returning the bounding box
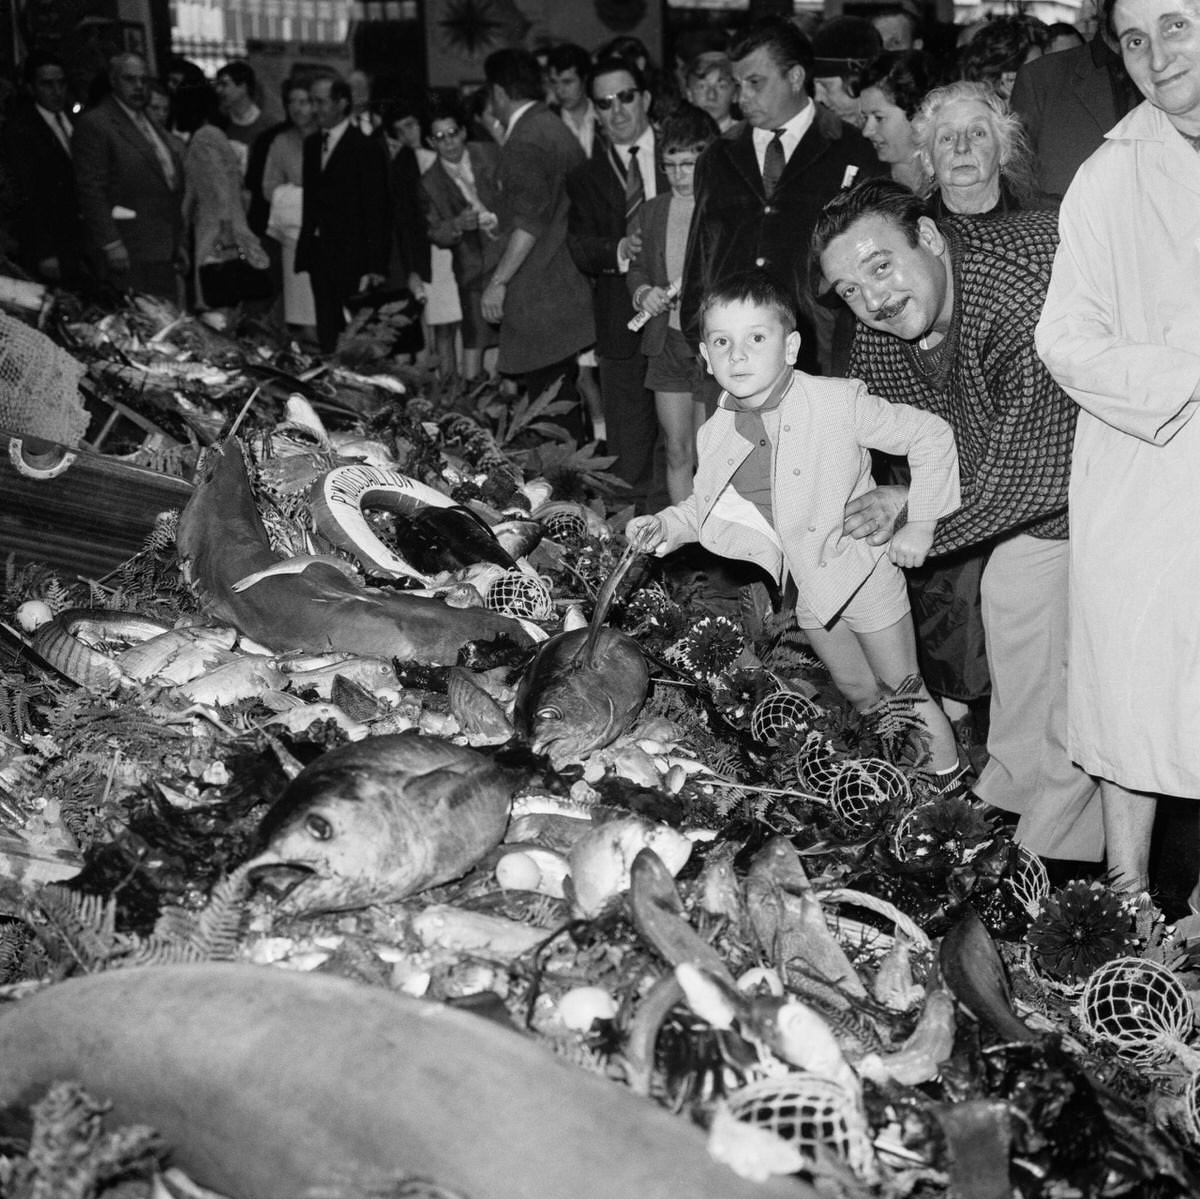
[26,885,127,973]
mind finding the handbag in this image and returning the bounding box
[198,249,273,308]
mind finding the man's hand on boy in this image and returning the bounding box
[844,485,909,546]
[626,515,666,555]
[638,285,675,316]
[888,520,935,568]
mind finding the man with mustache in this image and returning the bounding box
[812,178,1101,869]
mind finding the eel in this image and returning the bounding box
[0,963,811,1199]
[176,440,531,667]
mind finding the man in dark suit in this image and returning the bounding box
[296,74,391,353]
[480,49,595,437]
[72,53,185,300]
[566,57,668,510]
[1010,33,1140,202]
[3,52,82,285]
[681,16,883,376]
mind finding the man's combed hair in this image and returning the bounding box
[484,48,544,103]
[809,177,927,275]
[589,55,647,95]
[699,269,798,335]
[545,42,591,78]
[729,15,814,87]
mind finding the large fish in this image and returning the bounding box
[514,545,649,767]
[939,904,1038,1043]
[248,731,518,912]
[0,964,809,1199]
[176,439,531,666]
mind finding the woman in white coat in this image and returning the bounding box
[1036,0,1200,899]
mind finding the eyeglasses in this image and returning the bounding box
[595,88,640,111]
[431,126,463,141]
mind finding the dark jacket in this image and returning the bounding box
[566,139,670,360]
[72,94,184,272]
[1010,36,1140,202]
[681,104,882,374]
[296,124,391,297]
[493,102,594,374]
[3,102,82,278]
[626,191,676,358]
[419,141,502,291]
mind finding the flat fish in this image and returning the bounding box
[250,731,518,912]
[0,964,809,1199]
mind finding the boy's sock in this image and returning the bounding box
[930,762,970,801]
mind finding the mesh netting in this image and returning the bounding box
[0,313,88,446]
[750,691,823,744]
[1008,844,1051,918]
[485,570,555,620]
[725,1074,877,1180]
[795,732,842,798]
[830,758,911,830]
[1078,956,1193,1062]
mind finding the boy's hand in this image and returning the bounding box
[638,286,675,317]
[843,484,909,546]
[887,519,935,568]
[626,514,666,555]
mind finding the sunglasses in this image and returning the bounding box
[430,126,463,141]
[595,88,640,111]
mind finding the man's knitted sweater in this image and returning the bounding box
[847,210,1074,556]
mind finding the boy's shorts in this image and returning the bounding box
[795,554,911,634]
[645,326,704,393]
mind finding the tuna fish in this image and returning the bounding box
[248,731,518,912]
[514,545,649,767]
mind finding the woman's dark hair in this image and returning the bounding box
[659,103,720,156]
[280,76,310,111]
[860,49,940,118]
[1046,21,1086,48]
[958,15,1051,85]
[173,81,221,134]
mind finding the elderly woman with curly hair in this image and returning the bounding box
[913,80,1037,216]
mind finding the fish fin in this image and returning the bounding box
[411,766,494,813]
[579,543,640,668]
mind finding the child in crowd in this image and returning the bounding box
[626,270,964,782]
[628,105,719,503]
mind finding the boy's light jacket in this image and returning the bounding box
[656,371,961,626]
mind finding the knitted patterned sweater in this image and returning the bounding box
[847,210,1074,556]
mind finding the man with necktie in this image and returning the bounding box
[2,51,83,284]
[680,16,882,376]
[295,74,391,353]
[566,57,668,510]
[72,53,185,301]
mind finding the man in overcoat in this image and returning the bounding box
[480,48,595,437]
[566,57,668,509]
[296,74,391,353]
[72,53,184,300]
[681,16,881,375]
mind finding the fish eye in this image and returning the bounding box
[536,705,563,722]
[305,814,333,841]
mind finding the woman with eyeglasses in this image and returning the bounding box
[418,97,502,381]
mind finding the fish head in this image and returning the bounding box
[251,770,398,913]
[516,629,649,768]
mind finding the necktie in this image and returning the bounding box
[138,113,175,188]
[320,131,330,167]
[762,129,785,198]
[625,145,645,221]
[54,112,71,153]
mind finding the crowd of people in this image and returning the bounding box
[0,0,1196,902]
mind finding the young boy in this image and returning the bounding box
[626,270,964,781]
[628,105,719,503]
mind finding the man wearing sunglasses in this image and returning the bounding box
[680,16,882,377]
[566,57,669,510]
[481,48,595,437]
